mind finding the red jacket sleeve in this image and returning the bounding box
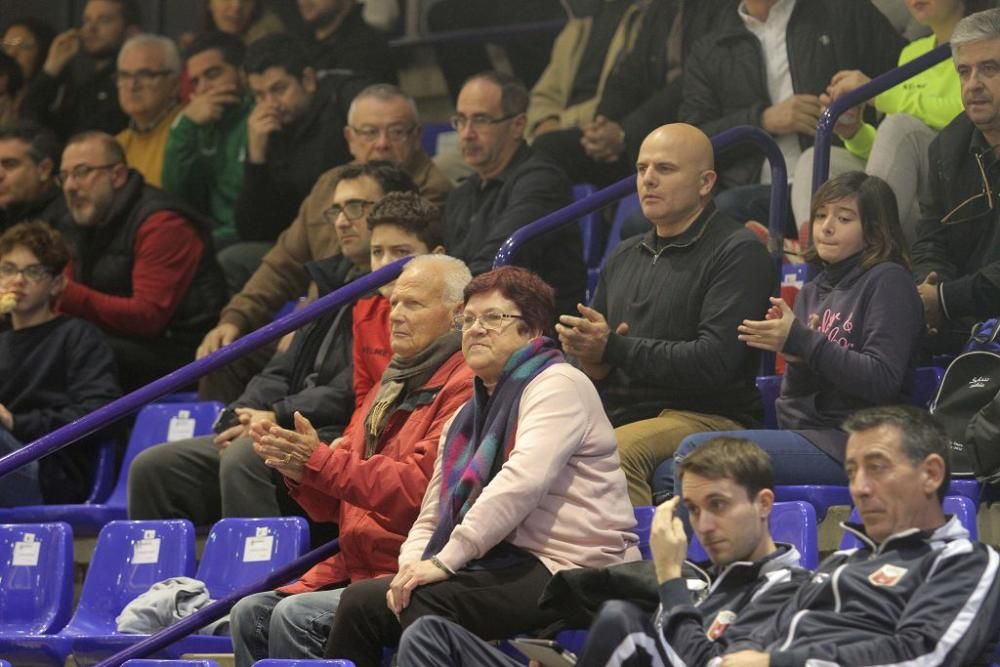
[58,212,204,337]
[291,362,473,533]
[351,296,391,410]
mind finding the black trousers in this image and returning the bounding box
[427,0,563,101]
[324,558,562,667]
[532,127,632,187]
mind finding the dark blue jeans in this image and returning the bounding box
[657,429,848,502]
[0,426,43,506]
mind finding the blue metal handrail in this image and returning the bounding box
[811,43,952,193]
[494,125,789,269]
[0,258,411,480]
[94,539,342,666]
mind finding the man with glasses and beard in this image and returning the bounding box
[914,8,1000,352]
[54,131,226,391]
[19,0,141,141]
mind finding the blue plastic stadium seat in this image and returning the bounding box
[774,485,852,522]
[123,661,219,667]
[0,522,74,636]
[756,375,782,429]
[254,661,356,667]
[0,402,222,534]
[911,366,944,410]
[589,192,640,297]
[688,501,818,570]
[71,517,310,663]
[0,519,195,667]
[420,122,453,157]
[839,495,977,550]
[633,505,654,561]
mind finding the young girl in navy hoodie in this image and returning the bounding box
[669,172,924,496]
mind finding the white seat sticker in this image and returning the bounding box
[167,410,196,441]
[13,533,40,566]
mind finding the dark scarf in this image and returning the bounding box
[422,337,563,559]
[362,331,462,458]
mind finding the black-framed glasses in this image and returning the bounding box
[941,150,996,225]
[56,163,120,187]
[456,311,523,333]
[0,262,55,283]
[449,113,521,131]
[323,199,374,223]
[349,124,416,143]
[114,68,174,87]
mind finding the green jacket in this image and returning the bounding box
[162,96,252,247]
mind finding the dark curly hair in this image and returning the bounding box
[367,191,443,250]
[0,219,72,274]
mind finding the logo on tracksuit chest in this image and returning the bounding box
[869,563,908,587]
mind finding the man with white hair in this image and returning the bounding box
[197,84,451,402]
[113,33,181,187]
[227,253,474,666]
[913,8,1000,353]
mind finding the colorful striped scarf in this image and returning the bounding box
[422,336,564,560]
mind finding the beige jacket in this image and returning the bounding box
[218,150,452,333]
[526,0,644,138]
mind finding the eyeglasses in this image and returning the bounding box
[941,150,996,225]
[0,262,54,283]
[456,311,523,333]
[114,68,175,87]
[323,199,374,223]
[56,163,120,187]
[449,113,521,131]
[349,124,415,143]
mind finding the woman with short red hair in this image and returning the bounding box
[325,266,639,666]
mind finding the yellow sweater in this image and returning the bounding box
[116,106,182,188]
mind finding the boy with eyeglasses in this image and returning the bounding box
[0,220,119,506]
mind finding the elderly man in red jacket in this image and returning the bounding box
[228,253,474,666]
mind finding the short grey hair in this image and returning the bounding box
[347,83,419,127]
[843,405,951,503]
[952,8,1000,60]
[402,254,471,305]
[118,33,182,75]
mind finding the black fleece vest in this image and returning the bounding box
[63,171,226,343]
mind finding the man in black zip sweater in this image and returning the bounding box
[721,406,1000,667]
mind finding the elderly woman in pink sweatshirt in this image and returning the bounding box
[323,265,639,666]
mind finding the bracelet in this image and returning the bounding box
[430,555,456,576]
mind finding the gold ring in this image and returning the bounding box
[281,453,292,464]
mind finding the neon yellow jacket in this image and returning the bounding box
[844,35,963,160]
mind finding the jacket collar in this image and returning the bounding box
[840,514,968,553]
[467,142,532,189]
[639,201,720,254]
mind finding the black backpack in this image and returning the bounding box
[930,320,1000,481]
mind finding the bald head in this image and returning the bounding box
[636,123,717,232]
[642,123,714,172]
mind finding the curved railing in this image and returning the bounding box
[811,43,952,193]
[0,257,412,480]
[494,125,790,269]
[93,539,342,666]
